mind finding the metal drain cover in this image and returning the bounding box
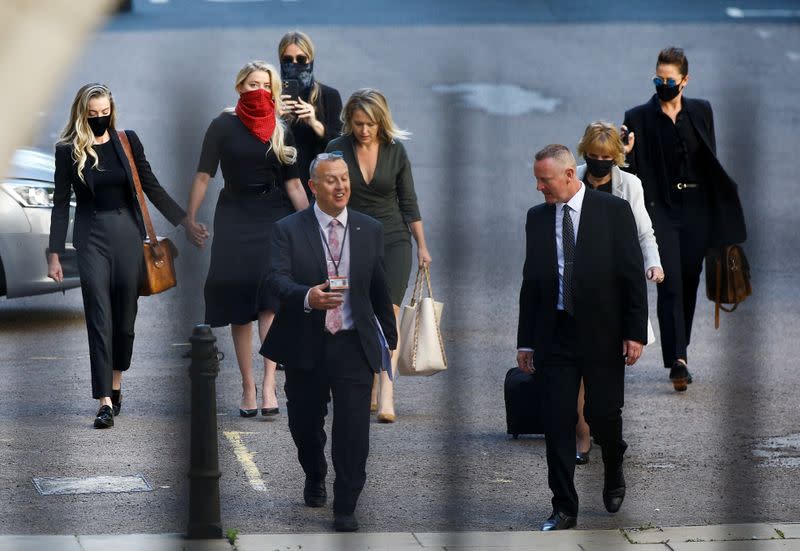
[32,474,152,495]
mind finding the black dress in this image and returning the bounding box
[198,112,299,327]
[287,83,343,193]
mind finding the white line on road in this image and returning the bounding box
[223,431,267,492]
[727,7,800,18]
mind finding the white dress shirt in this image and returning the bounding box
[304,203,354,330]
[555,183,585,311]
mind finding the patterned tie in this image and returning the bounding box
[562,204,575,315]
[325,219,343,334]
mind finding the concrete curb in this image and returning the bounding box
[1,523,799,551]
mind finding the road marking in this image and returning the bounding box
[223,431,267,492]
[726,7,800,18]
[32,475,152,495]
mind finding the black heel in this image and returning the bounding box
[239,386,258,417]
[111,389,122,416]
[261,388,280,416]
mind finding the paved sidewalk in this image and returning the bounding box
[1,523,799,550]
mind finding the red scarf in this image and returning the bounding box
[235,89,276,143]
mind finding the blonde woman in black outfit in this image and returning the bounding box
[47,83,189,429]
[185,61,308,417]
[278,30,343,195]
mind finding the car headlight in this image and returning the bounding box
[0,182,56,208]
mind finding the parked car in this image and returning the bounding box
[0,149,80,298]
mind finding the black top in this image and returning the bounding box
[91,140,131,211]
[656,101,707,185]
[287,83,343,189]
[325,135,421,243]
[591,181,612,194]
[197,112,299,195]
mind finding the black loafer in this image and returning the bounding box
[333,512,359,532]
[603,462,626,513]
[94,405,114,429]
[303,478,326,508]
[111,389,122,416]
[541,511,576,531]
[576,442,592,465]
[669,361,690,392]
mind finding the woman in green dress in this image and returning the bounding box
[326,88,432,423]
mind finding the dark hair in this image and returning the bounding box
[657,47,688,76]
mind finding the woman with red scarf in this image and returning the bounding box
[186,61,308,417]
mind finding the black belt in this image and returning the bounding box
[324,328,357,337]
[224,186,274,196]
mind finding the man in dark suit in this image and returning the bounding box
[517,144,647,531]
[622,47,746,391]
[260,151,397,532]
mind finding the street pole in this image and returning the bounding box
[187,324,223,539]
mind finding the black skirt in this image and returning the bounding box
[204,188,293,327]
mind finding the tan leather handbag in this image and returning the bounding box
[117,130,178,296]
[705,244,751,329]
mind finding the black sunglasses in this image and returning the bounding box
[281,55,309,65]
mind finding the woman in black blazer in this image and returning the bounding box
[278,30,343,196]
[47,83,188,429]
[622,47,746,391]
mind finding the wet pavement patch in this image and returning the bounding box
[32,474,152,495]
[432,83,561,116]
[752,433,800,468]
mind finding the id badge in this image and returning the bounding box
[329,276,350,291]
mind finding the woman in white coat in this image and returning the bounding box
[574,121,664,464]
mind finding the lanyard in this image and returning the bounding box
[318,219,349,276]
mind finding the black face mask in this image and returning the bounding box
[655,82,682,102]
[87,115,111,137]
[585,157,614,178]
[281,60,315,95]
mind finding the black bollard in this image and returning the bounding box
[187,324,223,539]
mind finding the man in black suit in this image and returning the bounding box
[260,151,396,532]
[622,47,746,391]
[517,145,647,531]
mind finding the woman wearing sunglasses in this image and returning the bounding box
[326,88,432,424]
[622,47,746,392]
[185,61,309,418]
[278,31,343,198]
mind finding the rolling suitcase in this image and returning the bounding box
[504,367,546,438]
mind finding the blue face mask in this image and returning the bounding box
[281,61,314,95]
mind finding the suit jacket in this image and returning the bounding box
[260,207,397,372]
[623,95,746,247]
[576,164,661,271]
[517,189,647,370]
[49,129,186,254]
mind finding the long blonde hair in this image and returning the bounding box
[342,88,410,144]
[278,30,321,107]
[229,61,296,165]
[57,83,116,183]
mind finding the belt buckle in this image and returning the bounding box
[676,182,686,190]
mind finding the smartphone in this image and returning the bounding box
[282,79,300,102]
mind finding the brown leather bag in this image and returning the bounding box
[705,244,751,329]
[117,130,178,296]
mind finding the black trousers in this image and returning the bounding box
[284,330,374,514]
[650,189,710,367]
[540,312,627,517]
[76,208,143,399]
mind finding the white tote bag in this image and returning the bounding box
[397,267,447,376]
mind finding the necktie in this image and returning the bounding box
[325,219,343,334]
[562,204,575,315]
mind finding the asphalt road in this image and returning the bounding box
[1,0,799,538]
